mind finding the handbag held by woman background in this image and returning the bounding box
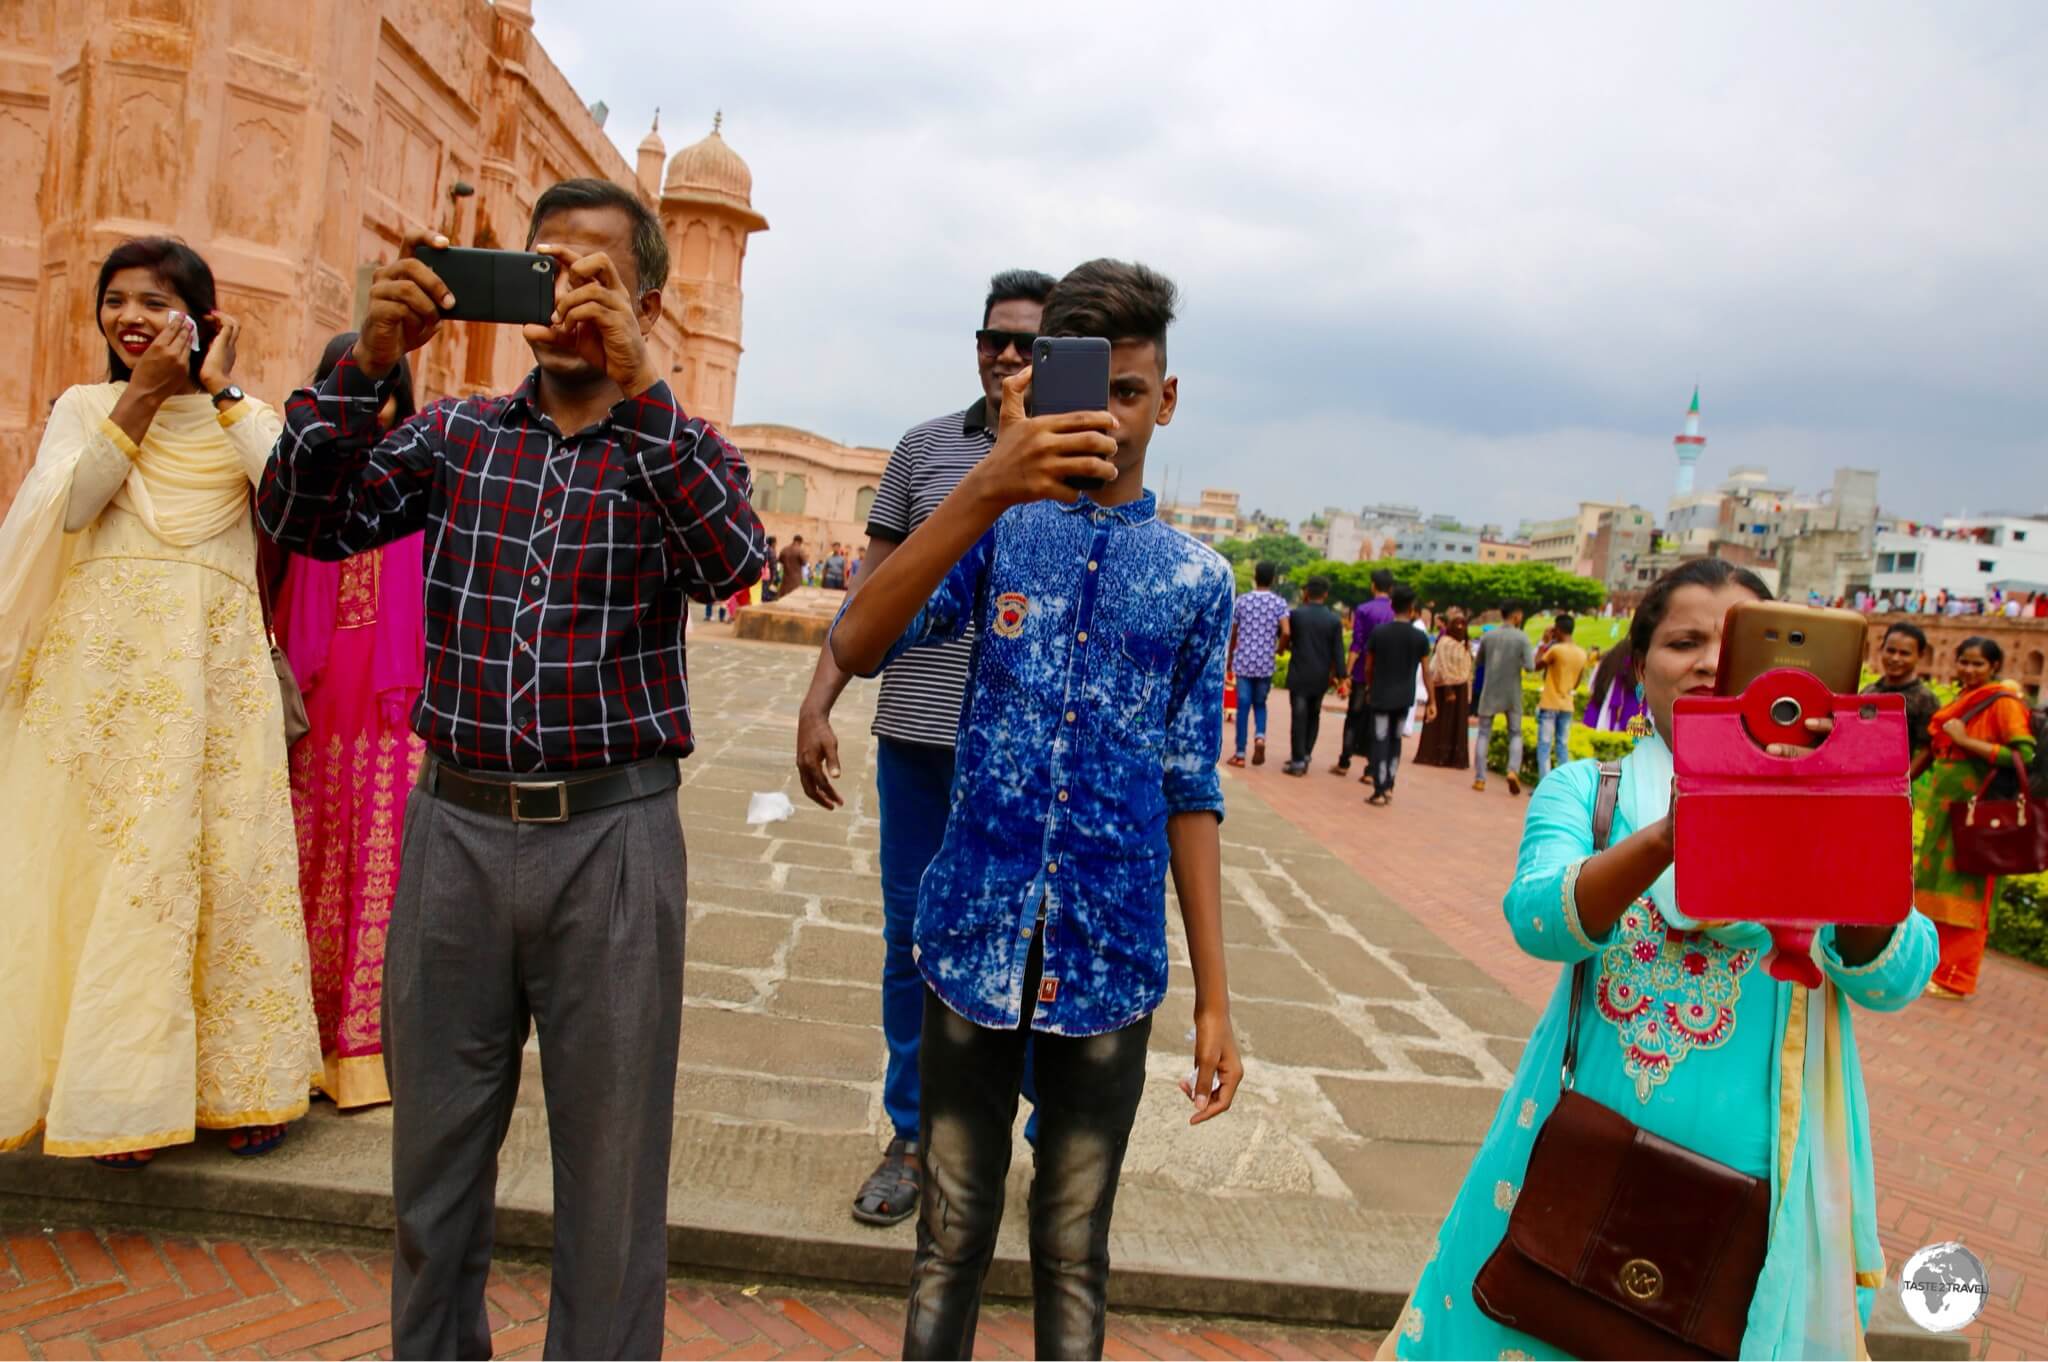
[1950,748,2048,877]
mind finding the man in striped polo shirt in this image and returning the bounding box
[797,268,1055,1226]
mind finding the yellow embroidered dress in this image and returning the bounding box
[0,383,320,1157]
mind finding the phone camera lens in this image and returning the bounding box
[533,259,552,273]
[1789,630,1806,646]
[1770,698,1803,727]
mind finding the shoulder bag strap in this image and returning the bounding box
[1561,761,1624,1092]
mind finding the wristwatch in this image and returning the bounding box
[210,384,245,410]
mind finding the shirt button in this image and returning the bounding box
[1088,560,1099,572]
[543,507,556,521]
[1076,631,1088,643]
[1058,790,1069,803]
[1064,710,1077,724]
[518,640,531,654]
[1047,861,1058,875]
[529,573,542,587]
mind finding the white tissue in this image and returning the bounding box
[746,791,795,825]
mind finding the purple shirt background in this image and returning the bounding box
[1349,595,1395,683]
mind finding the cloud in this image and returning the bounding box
[538,0,2048,526]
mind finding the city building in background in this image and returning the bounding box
[1163,487,1243,545]
[1869,514,2048,604]
[1584,505,1658,593]
[1520,501,1625,576]
[1478,539,1533,563]
[727,423,889,555]
[0,0,766,503]
[1393,519,1480,564]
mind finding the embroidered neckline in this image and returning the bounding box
[1596,899,1757,1102]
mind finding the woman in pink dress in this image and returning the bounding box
[270,333,427,1109]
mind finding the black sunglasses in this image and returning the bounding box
[974,328,1037,359]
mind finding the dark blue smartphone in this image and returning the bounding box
[1031,336,1111,492]
[413,245,557,326]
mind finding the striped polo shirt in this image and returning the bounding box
[864,398,994,748]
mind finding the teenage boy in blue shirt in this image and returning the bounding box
[831,259,1242,1360]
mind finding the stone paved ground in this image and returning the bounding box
[0,1225,1386,1360]
[0,636,1520,1331]
[1239,702,2048,1361]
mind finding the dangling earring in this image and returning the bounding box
[1627,682,1653,739]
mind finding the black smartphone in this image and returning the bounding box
[412,245,557,326]
[1031,336,1112,492]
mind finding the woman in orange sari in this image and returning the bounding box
[1914,637,2036,998]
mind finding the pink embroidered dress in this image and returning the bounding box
[274,537,426,1108]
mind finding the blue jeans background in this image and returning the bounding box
[1233,675,1273,756]
[1535,707,1572,779]
[875,738,1035,1142]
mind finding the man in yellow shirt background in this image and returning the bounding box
[1533,613,1589,782]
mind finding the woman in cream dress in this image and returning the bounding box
[0,238,319,1166]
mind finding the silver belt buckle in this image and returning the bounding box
[510,780,570,824]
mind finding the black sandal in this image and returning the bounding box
[851,1136,922,1226]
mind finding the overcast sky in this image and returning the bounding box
[535,1,2046,530]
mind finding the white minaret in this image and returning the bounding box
[1674,385,1705,495]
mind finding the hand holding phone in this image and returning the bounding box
[1030,337,1114,492]
[526,244,658,396]
[958,367,1117,512]
[356,232,458,378]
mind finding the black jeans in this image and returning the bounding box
[1288,686,1326,766]
[1369,706,1405,795]
[903,929,1151,1361]
[1337,685,1373,766]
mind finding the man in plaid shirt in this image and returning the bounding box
[260,178,765,1360]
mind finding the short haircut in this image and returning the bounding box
[1554,613,1576,636]
[791,535,804,544]
[1254,561,1277,588]
[1499,598,1525,620]
[1305,575,1331,598]
[1040,258,1179,370]
[1882,621,1929,654]
[1370,568,1395,593]
[96,236,217,386]
[983,268,1057,326]
[527,177,668,295]
[1390,584,1419,614]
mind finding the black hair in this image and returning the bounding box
[95,237,217,386]
[314,332,416,424]
[1370,568,1394,594]
[1881,621,1929,654]
[1958,636,2004,670]
[1554,612,1577,636]
[1304,575,1331,598]
[1627,557,1772,663]
[982,268,1057,327]
[1499,598,1525,620]
[1040,259,1178,370]
[527,177,668,295]
[1254,561,1277,588]
[1390,584,1418,615]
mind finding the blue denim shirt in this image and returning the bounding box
[854,491,1232,1037]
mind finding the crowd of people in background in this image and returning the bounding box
[1826,585,2048,618]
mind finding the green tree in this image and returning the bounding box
[1215,533,1320,600]
[1289,559,1604,614]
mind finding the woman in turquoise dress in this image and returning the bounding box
[1390,558,1937,1361]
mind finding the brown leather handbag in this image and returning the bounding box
[1471,765,1771,1359]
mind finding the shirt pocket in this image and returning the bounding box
[1118,632,1176,739]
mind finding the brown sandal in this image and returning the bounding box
[852,1137,922,1226]
[1252,739,1267,766]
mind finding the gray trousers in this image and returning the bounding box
[384,770,688,1361]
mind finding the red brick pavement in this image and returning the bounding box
[1228,708,2048,1361]
[0,1225,1387,1361]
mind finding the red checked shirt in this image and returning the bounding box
[258,357,768,773]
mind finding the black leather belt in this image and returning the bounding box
[421,756,680,824]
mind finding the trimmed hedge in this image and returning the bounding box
[1993,876,2048,969]
[1482,715,1637,782]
